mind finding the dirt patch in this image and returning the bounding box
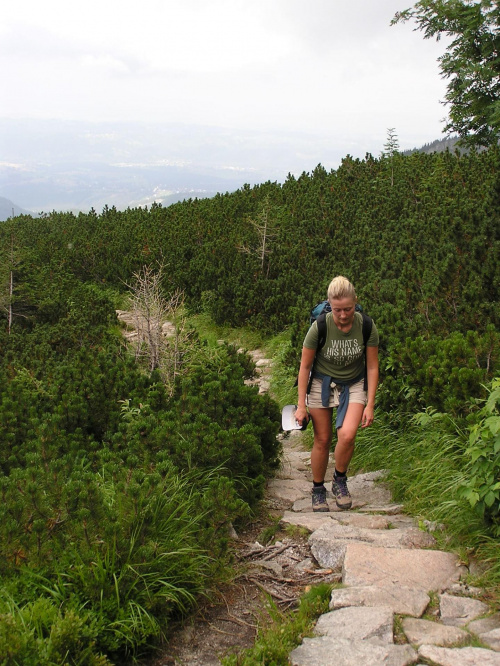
[149,497,339,666]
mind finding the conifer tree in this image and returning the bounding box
[393,0,500,146]
[382,128,400,186]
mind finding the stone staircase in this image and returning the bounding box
[268,432,500,666]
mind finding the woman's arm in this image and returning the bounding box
[361,345,379,428]
[295,346,316,426]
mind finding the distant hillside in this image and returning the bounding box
[0,118,352,214]
[0,196,33,221]
[0,117,405,214]
[402,136,462,156]
[148,191,220,207]
[0,162,247,214]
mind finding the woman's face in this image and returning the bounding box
[329,297,356,329]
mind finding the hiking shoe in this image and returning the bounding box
[332,475,352,510]
[311,485,329,512]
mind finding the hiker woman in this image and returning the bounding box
[294,276,379,512]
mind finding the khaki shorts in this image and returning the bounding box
[306,377,367,409]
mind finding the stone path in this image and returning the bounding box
[243,347,272,394]
[270,431,500,666]
[116,309,177,342]
[120,334,498,665]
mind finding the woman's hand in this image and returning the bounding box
[361,404,374,428]
[294,405,309,428]
[296,346,316,428]
[363,347,378,429]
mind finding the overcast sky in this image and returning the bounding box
[2,0,450,156]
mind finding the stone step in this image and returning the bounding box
[342,542,466,591]
[329,584,430,617]
[281,509,393,532]
[309,522,437,570]
[315,606,394,644]
[418,644,500,665]
[266,478,310,502]
[292,496,369,512]
[468,614,500,651]
[271,443,498,664]
[289,636,418,666]
[402,617,469,647]
[270,470,396,507]
[439,593,489,627]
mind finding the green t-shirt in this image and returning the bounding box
[303,311,379,382]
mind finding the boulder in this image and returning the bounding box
[281,510,338,532]
[309,523,436,570]
[481,629,500,652]
[468,614,500,636]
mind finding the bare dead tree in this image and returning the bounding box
[127,264,169,371]
[124,264,192,396]
[237,197,277,277]
[0,230,25,334]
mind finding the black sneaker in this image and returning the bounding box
[332,475,352,510]
[311,485,329,512]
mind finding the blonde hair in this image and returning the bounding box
[327,275,357,302]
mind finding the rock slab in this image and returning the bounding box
[468,614,500,636]
[281,510,339,532]
[402,617,469,647]
[329,584,430,618]
[315,606,394,644]
[439,593,489,626]
[342,542,463,590]
[309,523,435,570]
[290,636,417,666]
[266,478,309,502]
[418,644,500,665]
[481,628,500,652]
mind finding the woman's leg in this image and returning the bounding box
[309,407,333,483]
[334,401,365,472]
[331,401,364,510]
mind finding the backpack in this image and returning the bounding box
[307,300,373,393]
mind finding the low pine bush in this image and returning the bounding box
[380,327,499,416]
[0,287,281,662]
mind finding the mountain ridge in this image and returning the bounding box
[0,196,33,221]
[0,119,463,215]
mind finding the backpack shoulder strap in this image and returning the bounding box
[361,312,373,347]
[316,312,328,352]
[361,312,373,391]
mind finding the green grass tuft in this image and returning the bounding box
[221,583,333,666]
[353,409,500,596]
